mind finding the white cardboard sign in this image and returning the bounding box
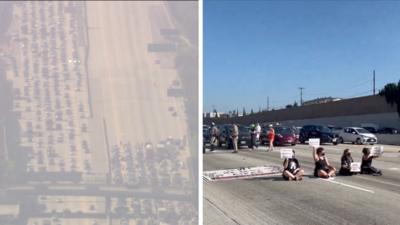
[309,138,320,148]
[370,146,384,157]
[280,148,294,159]
[350,162,361,172]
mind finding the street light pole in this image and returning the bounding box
[299,87,305,105]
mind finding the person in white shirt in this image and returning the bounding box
[255,123,261,149]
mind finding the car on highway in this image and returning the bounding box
[299,125,339,145]
[328,125,343,136]
[219,124,252,149]
[338,127,377,145]
[260,126,297,146]
[203,125,211,151]
[363,126,377,133]
[377,127,399,134]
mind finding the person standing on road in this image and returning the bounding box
[210,122,219,152]
[267,124,275,152]
[339,149,355,176]
[231,123,239,153]
[250,124,256,150]
[282,150,304,181]
[255,123,261,149]
[361,147,382,176]
[313,147,336,178]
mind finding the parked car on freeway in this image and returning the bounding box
[203,126,211,146]
[299,125,339,145]
[377,127,399,134]
[261,126,297,146]
[338,127,377,145]
[362,126,377,134]
[328,125,343,136]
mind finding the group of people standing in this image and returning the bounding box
[209,122,276,153]
[282,146,382,181]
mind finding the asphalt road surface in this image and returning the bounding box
[204,143,400,225]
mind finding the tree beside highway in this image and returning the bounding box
[379,80,400,117]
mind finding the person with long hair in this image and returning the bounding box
[313,147,336,178]
[361,147,382,176]
[339,149,355,176]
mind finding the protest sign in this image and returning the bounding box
[350,162,361,172]
[309,138,320,148]
[280,148,294,159]
[370,146,384,157]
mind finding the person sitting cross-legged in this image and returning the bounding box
[282,150,304,181]
[313,147,336,178]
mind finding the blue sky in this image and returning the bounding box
[204,0,400,113]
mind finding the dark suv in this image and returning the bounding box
[219,125,251,149]
[299,125,339,145]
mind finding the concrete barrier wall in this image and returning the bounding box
[376,134,400,146]
[204,95,398,125]
[277,113,400,130]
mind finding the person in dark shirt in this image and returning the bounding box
[313,147,336,178]
[282,150,304,181]
[339,149,356,176]
[361,147,382,176]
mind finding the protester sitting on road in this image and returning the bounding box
[282,150,304,181]
[339,149,355,176]
[210,122,218,152]
[361,147,382,176]
[267,124,275,152]
[313,147,336,178]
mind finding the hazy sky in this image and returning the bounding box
[204,0,400,113]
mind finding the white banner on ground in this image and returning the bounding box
[203,166,281,181]
[280,148,294,159]
[309,138,320,148]
[370,146,384,157]
[350,162,361,172]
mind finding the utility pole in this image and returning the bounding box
[299,87,305,105]
[267,96,269,111]
[373,70,376,95]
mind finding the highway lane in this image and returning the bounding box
[204,144,400,225]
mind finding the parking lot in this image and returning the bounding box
[204,143,400,225]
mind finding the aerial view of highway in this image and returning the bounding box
[0,1,198,225]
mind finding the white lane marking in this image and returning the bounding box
[388,168,399,170]
[355,175,400,188]
[319,178,375,194]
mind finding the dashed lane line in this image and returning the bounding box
[319,178,375,194]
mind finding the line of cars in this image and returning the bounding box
[203,123,396,150]
[203,124,299,150]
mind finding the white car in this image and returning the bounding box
[338,127,377,145]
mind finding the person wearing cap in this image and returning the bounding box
[210,122,219,152]
[231,123,239,153]
[282,150,304,181]
[267,124,275,152]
